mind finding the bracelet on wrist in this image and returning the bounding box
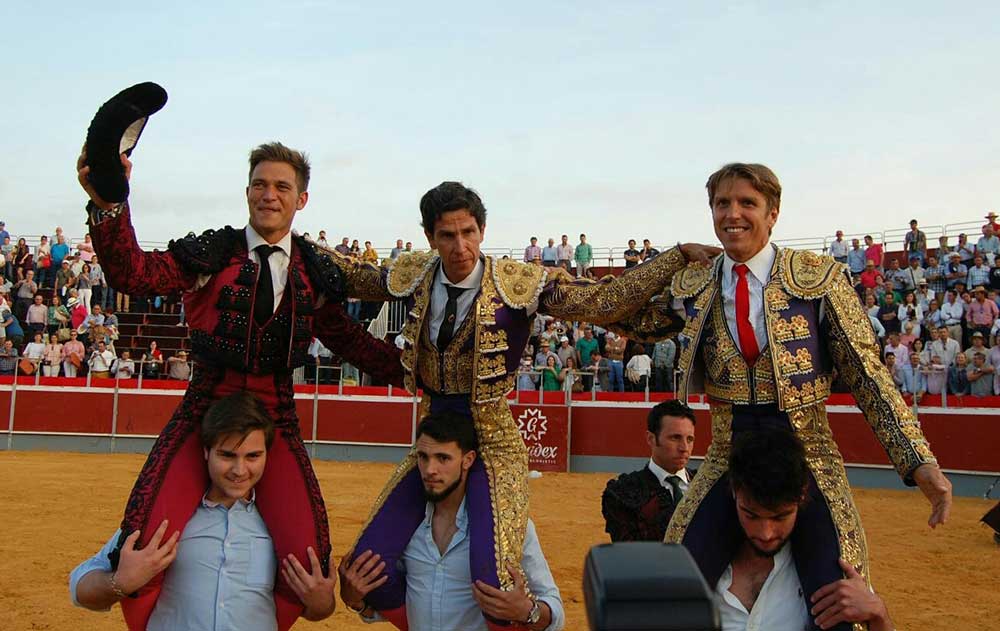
[108,572,128,600]
[345,598,368,613]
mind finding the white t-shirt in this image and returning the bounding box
[716,542,810,631]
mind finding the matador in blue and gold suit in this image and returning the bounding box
[613,244,940,631]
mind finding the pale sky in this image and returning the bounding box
[2,2,998,255]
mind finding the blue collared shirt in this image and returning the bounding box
[70,493,278,631]
[898,363,927,394]
[846,248,866,273]
[365,499,564,630]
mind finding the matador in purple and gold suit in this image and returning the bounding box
[327,243,689,630]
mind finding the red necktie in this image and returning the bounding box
[733,264,760,365]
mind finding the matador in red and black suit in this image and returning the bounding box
[84,194,403,630]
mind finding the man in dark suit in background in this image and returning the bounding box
[602,400,697,541]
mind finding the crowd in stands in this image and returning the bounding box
[7,215,1000,399]
[0,223,192,382]
[838,216,1000,398]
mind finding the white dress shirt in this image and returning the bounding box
[716,542,809,631]
[428,259,485,344]
[191,225,292,315]
[647,458,690,500]
[721,244,776,355]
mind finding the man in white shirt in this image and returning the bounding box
[602,400,696,542]
[828,230,849,263]
[339,411,564,631]
[718,429,893,631]
[930,325,961,367]
[87,340,116,378]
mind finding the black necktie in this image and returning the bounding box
[666,475,684,503]
[437,285,467,351]
[254,245,280,326]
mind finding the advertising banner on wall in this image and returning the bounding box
[510,404,570,472]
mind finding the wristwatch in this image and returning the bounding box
[524,598,541,625]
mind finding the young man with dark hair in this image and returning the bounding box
[70,392,337,628]
[719,429,893,631]
[339,411,564,631]
[601,400,697,542]
[327,181,715,628]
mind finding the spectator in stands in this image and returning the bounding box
[538,355,561,391]
[4,306,24,349]
[24,331,45,366]
[26,294,48,339]
[863,234,883,269]
[925,355,947,396]
[904,256,924,290]
[335,237,351,255]
[523,237,542,264]
[935,235,953,262]
[102,306,119,342]
[541,238,558,267]
[12,269,38,321]
[167,350,192,381]
[76,233,95,263]
[67,295,87,331]
[42,333,62,377]
[516,356,537,391]
[142,340,164,379]
[559,356,583,393]
[904,219,927,264]
[847,238,866,277]
[360,241,379,264]
[990,257,1000,292]
[884,353,903,392]
[940,290,965,344]
[829,230,848,264]
[652,337,676,392]
[76,262,95,313]
[924,300,944,335]
[55,260,75,301]
[869,310,886,340]
[945,252,967,290]
[956,233,976,267]
[90,255,107,310]
[930,326,961,366]
[13,237,32,281]
[878,292,901,335]
[575,234,593,278]
[602,400,696,542]
[967,255,991,290]
[534,340,560,371]
[588,350,609,392]
[640,239,659,261]
[977,225,1000,266]
[47,294,70,338]
[968,352,995,397]
[986,211,1000,233]
[949,353,971,395]
[404,241,413,253]
[989,341,1000,395]
[965,331,991,364]
[883,331,909,366]
[898,292,924,339]
[924,254,946,295]
[1,237,13,280]
[623,240,641,269]
[349,239,361,256]
[0,339,18,376]
[885,259,912,295]
[315,231,329,249]
[61,330,85,377]
[859,260,883,292]
[575,326,599,390]
[899,321,918,349]
[913,279,935,311]
[625,343,651,392]
[0,222,7,245]
[968,286,999,340]
[345,294,361,321]
[389,239,404,259]
[915,337,932,365]
[34,235,52,289]
[79,304,105,338]
[88,340,115,378]
[556,336,574,367]
[604,331,627,392]
[556,235,573,272]
[899,352,927,401]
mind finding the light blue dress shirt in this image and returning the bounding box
[846,248,866,274]
[364,499,564,630]
[70,494,278,631]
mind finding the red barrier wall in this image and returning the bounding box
[3,385,997,474]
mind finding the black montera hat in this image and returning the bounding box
[84,82,168,203]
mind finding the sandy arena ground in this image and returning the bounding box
[1,451,997,630]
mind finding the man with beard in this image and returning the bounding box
[338,411,564,631]
[718,429,893,631]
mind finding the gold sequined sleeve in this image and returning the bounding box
[823,271,937,482]
[317,247,392,301]
[540,247,687,327]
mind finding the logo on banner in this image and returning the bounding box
[516,408,560,466]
